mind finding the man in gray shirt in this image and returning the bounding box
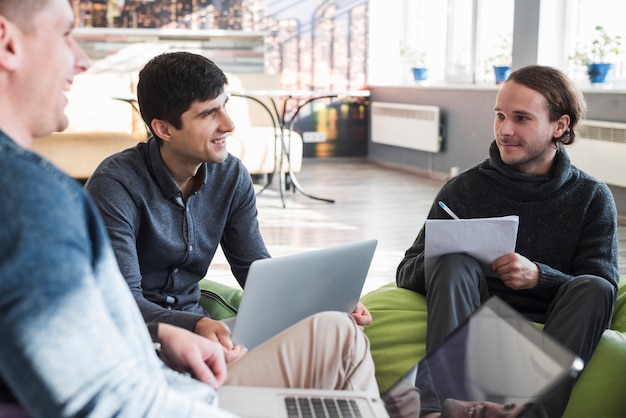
[85,51,372,363]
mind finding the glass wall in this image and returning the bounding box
[73,0,626,89]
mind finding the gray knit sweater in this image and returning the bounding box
[397,141,619,317]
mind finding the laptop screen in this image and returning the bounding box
[231,239,378,350]
[383,297,584,418]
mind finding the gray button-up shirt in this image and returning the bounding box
[85,137,270,330]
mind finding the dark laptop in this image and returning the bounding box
[382,296,584,418]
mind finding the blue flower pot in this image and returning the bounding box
[587,63,612,83]
[493,66,511,84]
[412,67,428,81]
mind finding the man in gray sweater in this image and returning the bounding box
[397,65,619,418]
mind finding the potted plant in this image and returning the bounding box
[400,41,428,82]
[570,25,623,83]
[487,33,512,84]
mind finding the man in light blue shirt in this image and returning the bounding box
[0,1,377,416]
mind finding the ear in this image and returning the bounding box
[554,114,571,138]
[150,119,173,142]
[0,15,21,72]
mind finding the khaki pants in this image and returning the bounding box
[225,311,379,396]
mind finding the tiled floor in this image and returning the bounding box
[206,157,626,295]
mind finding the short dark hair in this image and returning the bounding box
[0,0,47,32]
[136,52,228,137]
[506,65,586,145]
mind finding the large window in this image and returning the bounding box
[474,0,514,83]
[370,0,626,89]
[566,0,626,87]
[403,1,447,83]
[369,0,514,86]
[444,0,473,83]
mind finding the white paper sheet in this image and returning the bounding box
[424,215,520,277]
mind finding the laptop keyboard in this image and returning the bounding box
[285,396,363,418]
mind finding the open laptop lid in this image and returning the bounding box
[383,296,584,418]
[230,239,378,350]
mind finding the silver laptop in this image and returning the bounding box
[218,386,389,418]
[225,239,378,350]
[382,296,584,418]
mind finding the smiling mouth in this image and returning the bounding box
[498,140,519,148]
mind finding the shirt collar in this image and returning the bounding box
[0,130,19,149]
[146,136,208,199]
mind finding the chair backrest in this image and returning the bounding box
[31,132,141,180]
[66,72,139,137]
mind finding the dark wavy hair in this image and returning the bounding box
[506,65,586,146]
[137,51,228,138]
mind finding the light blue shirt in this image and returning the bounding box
[0,131,235,417]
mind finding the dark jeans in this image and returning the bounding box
[423,254,616,418]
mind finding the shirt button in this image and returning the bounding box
[189,245,193,251]
[186,207,190,212]
[173,268,179,273]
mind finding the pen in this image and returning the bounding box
[438,201,460,220]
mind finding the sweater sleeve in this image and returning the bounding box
[396,188,453,294]
[0,159,230,417]
[535,182,619,292]
[396,226,428,294]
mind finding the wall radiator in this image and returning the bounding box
[567,119,626,188]
[371,102,442,153]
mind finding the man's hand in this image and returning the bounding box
[491,253,540,290]
[157,323,228,388]
[194,317,247,363]
[351,301,372,328]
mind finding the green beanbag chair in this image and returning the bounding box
[361,278,626,418]
[199,279,242,320]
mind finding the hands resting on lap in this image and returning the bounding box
[158,301,373,387]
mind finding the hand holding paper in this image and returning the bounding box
[424,215,520,276]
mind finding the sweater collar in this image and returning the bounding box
[480,140,576,198]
